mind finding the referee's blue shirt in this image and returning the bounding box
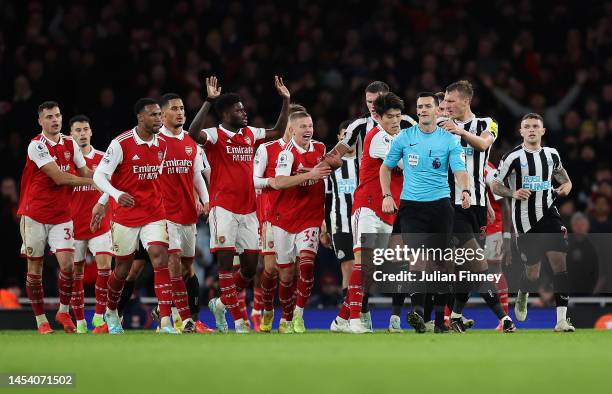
[383,125,466,202]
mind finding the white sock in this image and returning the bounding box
[251,309,261,316]
[390,314,400,320]
[171,307,181,321]
[556,306,567,322]
[160,316,172,328]
[35,314,48,327]
[58,303,69,313]
[235,318,245,326]
[293,306,304,319]
[450,312,462,319]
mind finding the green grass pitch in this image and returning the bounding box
[1,329,611,394]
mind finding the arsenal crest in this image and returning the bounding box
[185,146,193,156]
[218,236,226,244]
[26,247,33,256]
[244,136,252,145]
[64,151,71,160]
[268,241,274,248]
[158,151,163,162]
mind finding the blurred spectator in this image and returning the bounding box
[0,280,21,309]
[567,212,603,295]
[589,195,612,233]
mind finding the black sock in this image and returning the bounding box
[185,274,200,321]
[553,271,569,308]
[446,292,455,312]
[391,294,405,316]
[423,293,434,321]
[410,293,425,317]
[452,293,469,315]
[342,288,347,299]
[361,293,369,313]
[433,293,447,327]
[480,290,506,320]
[117,279,136,317]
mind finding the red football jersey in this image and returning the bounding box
[485,161,503,234]
[71,148,111,239]
[254,138,287,223]
[270,139,326,233]
[203,125,265,214]
[18,133,84,224]
[96,128,166,227]
[352,126,403,225]
[159,127,202,225]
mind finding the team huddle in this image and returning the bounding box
[17,75,576,335]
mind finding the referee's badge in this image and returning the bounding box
[408,154,419,167]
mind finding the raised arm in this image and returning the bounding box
[264,76,291,141]
[188,76,222,144]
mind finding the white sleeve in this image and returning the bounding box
[93,170,123,202]
[71,139,86,168]
[96,140,123,176]
[252,127,267,141]
[193,170,209,203]
[253,144,270,189]
[485,168,503,201]
[369,132,392,159]
[200,148,211,183]
[98,193,110,205]
[27,140,55,168]
[194,145,205,173]
[275,150,294,177]
[202,127,218,144]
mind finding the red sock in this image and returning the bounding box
[26,273,44,316]
[95,268,110,314]
[348,263,363,320]
[279,279,295,320]
[253,287,263,312]
[338,294,350,320]
[295,253,315,309]
[170,276,191,321]
[58,269,74,307]
[71,262,85,321]
[233,270,251,293]
[218,270,242,321]
[260,270,278,312]
[496,272,509,315]
[154,267,173,318]
[106,270,125,311]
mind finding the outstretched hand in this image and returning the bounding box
[275,75,290,100]
[206,76,222,99]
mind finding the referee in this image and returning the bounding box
[380,92,470,333]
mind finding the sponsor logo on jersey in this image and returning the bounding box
[522,175,551,191]
[132,154,140,161]
[158,151,163,162]
[463,147,474,156]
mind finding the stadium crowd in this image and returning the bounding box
[0,0,611,306]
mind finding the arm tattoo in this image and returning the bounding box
[491,181,514,198]
[552,168,570,184]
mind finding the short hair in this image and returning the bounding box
[289,103,307,114]
[339,120,351,131]
[417,92,440,106]
[446,80,474,100]
[69,114,90,129]
[38,101,59,114]
[435,92,445,102]
[365,81,390,94]
[373,92,404,117]
[160,93,181,108]
[134,98,159,115]
[521,112,544,124]
[289,111,311,123]
[214,93,242,117]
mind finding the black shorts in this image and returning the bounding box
[517,207,568,266]
[453,205,487,246]
[332,232,354,263]
[398,198,454,250]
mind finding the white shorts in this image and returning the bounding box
[167,221,197,258]
[351,207,393,251]
[74,230,113,262]
[260,221,275,255]
[272,225,319,266]
[484,232,503,261]
[209,206,259,253]
[111,220,169,258]
[20,216,74,259]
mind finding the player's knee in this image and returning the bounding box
[95,255,112,270]
[278,267,295,283]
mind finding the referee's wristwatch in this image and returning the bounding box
[382,193,393,199]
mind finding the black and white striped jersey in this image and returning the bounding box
[494,144,563,234]
[438,115,499,207]
[326,155,359,234]
[342,113,416,162]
